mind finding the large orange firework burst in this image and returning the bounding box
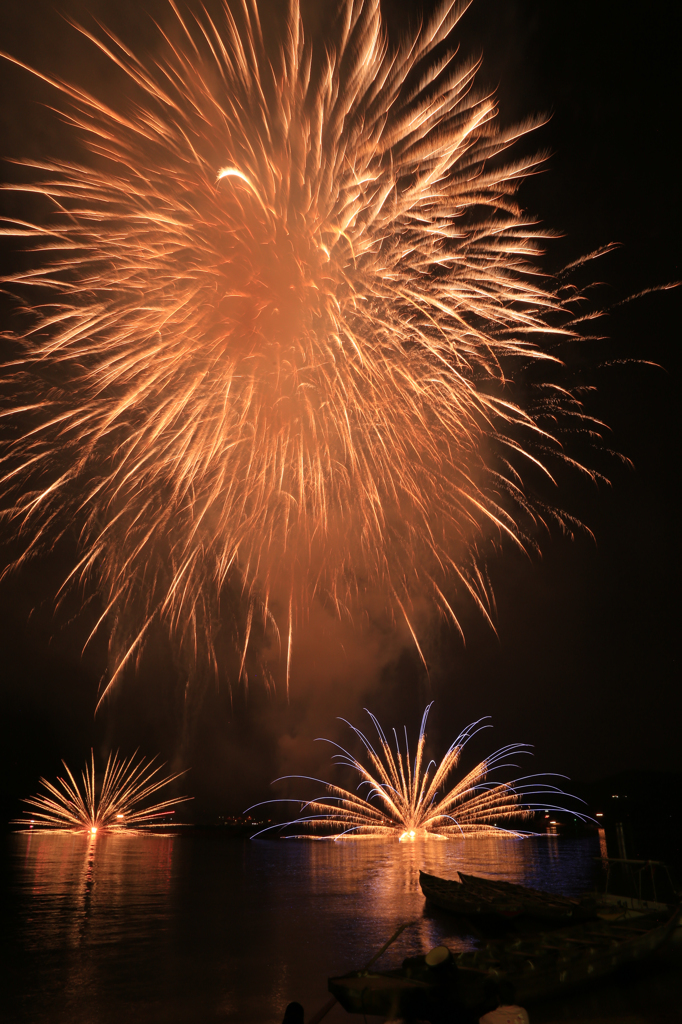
[0,1,603,703]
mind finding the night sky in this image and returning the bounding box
[1,0,680,824]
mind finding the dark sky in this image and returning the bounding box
[1,0,680,821]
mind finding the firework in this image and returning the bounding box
[14,750,191,834]
[248,704,586,839]
[0,1,601,701]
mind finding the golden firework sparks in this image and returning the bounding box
[14,750,191,835]
[0,1,603,701]
[249,704,587,839]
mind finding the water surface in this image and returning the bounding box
[2,832,677,1023]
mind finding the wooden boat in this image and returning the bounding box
[594,891,674,920]
[595,855,680,916]
[455,903,682,1002]
[419,869,598,922]
[328,903,682,1018]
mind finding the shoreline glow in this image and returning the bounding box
[14,751,192,835]
[0,1,605,700]
[248,704,588,840]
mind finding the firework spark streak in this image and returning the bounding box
[248,705,587,839]
[14,750,191,834]
[0,1,602,702]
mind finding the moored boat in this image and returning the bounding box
[328,903,682,1019]
[454,902,682,1003]
[419,869,597,922]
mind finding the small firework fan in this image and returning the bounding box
[14,751,192,834]
[0,1,606,702]
[250,704,586,839]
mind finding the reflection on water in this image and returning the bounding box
[18,833,175,950]
[300,831,591,909]
[3,831,676,1023]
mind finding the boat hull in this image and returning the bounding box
[420,870,597,922]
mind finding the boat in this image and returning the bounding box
[328,903,682,1018]
[454,903,682,1003]
[594,891,674,920]
[419,869,598,922]
[595,856,680,918]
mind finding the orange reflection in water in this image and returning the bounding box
[18,832,176,952]
[268,833,542,990]
[303,834,532,893]
[9,831,599,1023]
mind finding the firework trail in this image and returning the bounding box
[0,1,601,704]
[14,750,191,834]
[248,704,586,839]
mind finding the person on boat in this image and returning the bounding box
[478,981,529,1024]
[281,1001,304,1023]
